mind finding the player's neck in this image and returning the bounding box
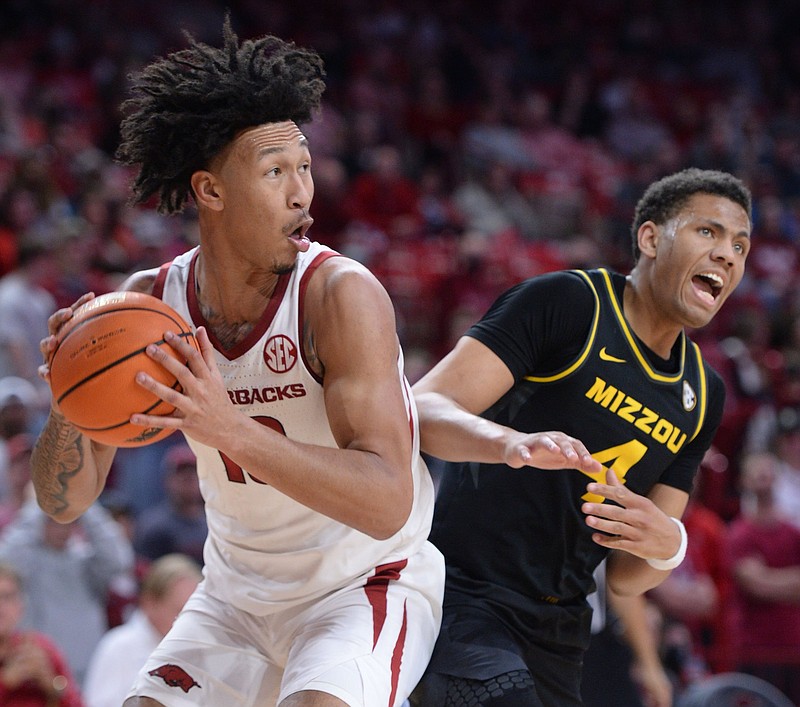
[194,249,279,319]
[623,275,682,359]
[193,252,277,350]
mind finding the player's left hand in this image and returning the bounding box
[581,469,682,561]
[131,326,242,450]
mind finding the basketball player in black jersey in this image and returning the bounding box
[410,168,752,706]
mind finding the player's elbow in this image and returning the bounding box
[606,561,668,597]
[606,576,641,597]
[366,485,413,540]
[35,493,85,525]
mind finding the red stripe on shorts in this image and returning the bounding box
[388,599,408,707]
[363,559,408,648]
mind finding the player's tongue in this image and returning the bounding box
[691,275,716,306]
[288,229,310,252]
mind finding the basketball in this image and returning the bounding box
[48,292,199,447]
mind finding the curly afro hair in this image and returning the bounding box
[115,17,326,214]
[630,167,752,262]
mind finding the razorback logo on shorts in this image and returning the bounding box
[148,664,201,693]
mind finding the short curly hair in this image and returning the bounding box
[630,168,752,262]
[115,17,326,214]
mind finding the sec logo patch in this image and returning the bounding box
[264,335,298,373]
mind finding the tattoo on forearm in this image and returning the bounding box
[32,412,85,516]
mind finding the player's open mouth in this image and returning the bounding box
[288,219,313,252]
[692,272,723,305]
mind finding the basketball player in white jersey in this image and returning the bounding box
[30,18,444,707]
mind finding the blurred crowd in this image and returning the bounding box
[0,0,799,704]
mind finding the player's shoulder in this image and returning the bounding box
[118,248,197,295]
[117,267,159,295]
[504,268,598,306]
[309,250,388,301]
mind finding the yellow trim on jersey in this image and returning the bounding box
[689,340,707,442]
[599,268,686,383]
[524,270,600,383]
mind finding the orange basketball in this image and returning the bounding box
[48,292,199,447]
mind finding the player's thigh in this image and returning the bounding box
[127,590,280,706]
[424,604,529,680]
[281,551,443,706]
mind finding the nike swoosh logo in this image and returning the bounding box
[599,347,626,363]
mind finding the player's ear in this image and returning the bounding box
[191,170,224,211]
[637,221,658,259]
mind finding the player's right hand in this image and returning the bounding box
[504,430,602,474]
[38,292,95,388]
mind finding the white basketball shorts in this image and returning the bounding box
[126,541,444,706]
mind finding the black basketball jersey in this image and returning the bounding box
[430,268,724,649]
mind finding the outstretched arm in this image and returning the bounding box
[412,336,602,473]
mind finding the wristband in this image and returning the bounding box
[646,516,687,570]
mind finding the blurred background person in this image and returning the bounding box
[0,241,56,396]
[82,553,202,707]
[0,501,134,687]
[97,489,146,629]
[725,450,800,704]
[0,377,43,502]
[0,433,34,532]
[132,444,206,567]
[0,561,83,706]
[769,406,800,530]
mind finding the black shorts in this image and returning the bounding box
[420,602,585,706]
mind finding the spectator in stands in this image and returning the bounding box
[346,143,422,241]
[98,489,145,630]
[0,377,43,504]
[0,241,57,394]
[451,160,541,241]
[132,444,206,567]
[0,561,84,706]
[769,407,800,530]
[0,433,34,531]
[726,450,800,704]
[0,501,134,687]
[0,377,44,439]
[647,473,735,674]
[82,553,202,707]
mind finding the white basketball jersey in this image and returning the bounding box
[154,242,437,615]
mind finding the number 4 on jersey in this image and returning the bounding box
[580,439,647,503]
